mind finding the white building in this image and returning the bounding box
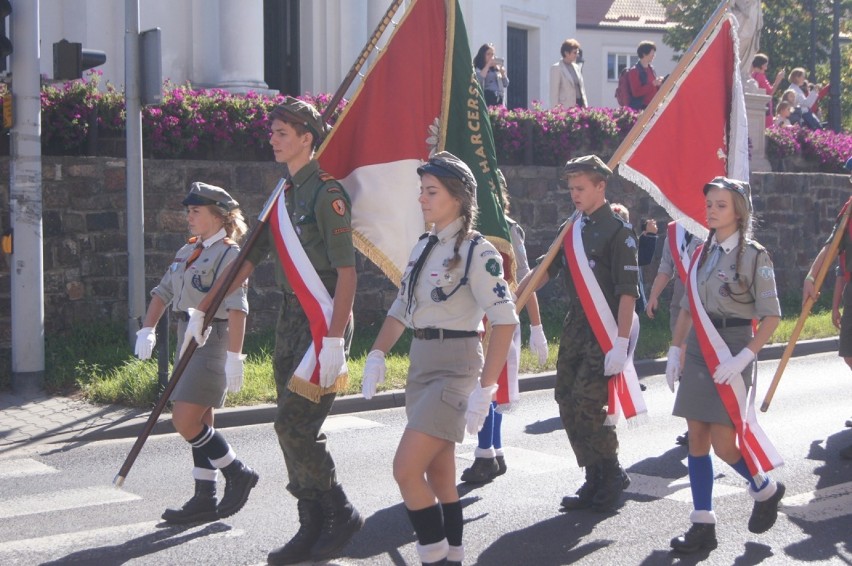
[574,0,677,107]
[37,0,579,108]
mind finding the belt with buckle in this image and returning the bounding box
[413,328,479,340]
[710,317,751,329]
[178,311,227,323]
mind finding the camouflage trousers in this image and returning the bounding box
[554,314,619,468]
[272,293,353,500]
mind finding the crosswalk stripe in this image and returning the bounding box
[0,458,57,479]
[458,446,567,474]
[321,415,384,433]
[0,486,141,520]
[780,480,852,522]
[0,520,244,555]
[625,472,742,502]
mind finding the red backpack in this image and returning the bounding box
[615,67,632,107]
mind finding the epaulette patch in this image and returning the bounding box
[318,171,336,182]
[223,237,238,247]
[187,236,199,244]
[326,186,342,194]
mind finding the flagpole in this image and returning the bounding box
[760,197,852,412]
[515,0,731,314]
[319,0,406,123]
[608,0,730,168]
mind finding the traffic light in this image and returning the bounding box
[0,0,12,73]
[53,39,106,81]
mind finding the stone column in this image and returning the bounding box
[745,92,772,172]
[217,0,271,93]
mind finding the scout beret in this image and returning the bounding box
[703,176,752,212]
[561,154,612,178]
[269,96,329,142]
[182,182,239,211]
[417,151,477,196]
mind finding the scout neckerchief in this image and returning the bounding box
[685,245,783,476]
[269,180,346,403]
[667,221,692,283]
[563,213,646,425]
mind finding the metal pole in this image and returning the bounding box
[125,0,145,344]
[9,0,44,394]
[828,0,841,132]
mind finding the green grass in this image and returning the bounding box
[4,296,838,409]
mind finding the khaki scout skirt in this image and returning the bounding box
[673,325,753,426]
[171,319,229,408]
[405,336,484,443]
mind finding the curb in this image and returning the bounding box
[72,337,839,443]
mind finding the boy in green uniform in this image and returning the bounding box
[518,155,639,512]
[190,97,362,565]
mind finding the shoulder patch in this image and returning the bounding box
[331,198,347,216]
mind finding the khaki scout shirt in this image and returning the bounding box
[543,203,639,318]
[246,160,356,294]
[387,217,519,330]
[679,231,781,320]
[658,230,702,279]
[152,228,248,318]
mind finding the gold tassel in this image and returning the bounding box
[286,371,350,404]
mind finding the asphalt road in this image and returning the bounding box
[1,351,851,565]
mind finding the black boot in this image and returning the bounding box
[460,457,499,483]
[310,484,364,561]
[161,479,218,524]
[560,463,601,510]
[217,460,259,519]
[267,499,324,565]
[495,455,507,476]
[670,523,718,553]
[590,458,630,511]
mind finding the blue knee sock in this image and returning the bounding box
[688,454,713,511]
[477,403,496,450]
[730,457,767,491]
[492,406,503,450]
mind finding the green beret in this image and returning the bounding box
[269,96,329,142]
[182,182,239,211]
[417,151,477,196]
[561,154,612,178]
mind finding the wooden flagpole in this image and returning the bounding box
[760,198,852,412]
[114,0,408,487]
[515,0,731,313]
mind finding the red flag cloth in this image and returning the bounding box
[617,15,748,238]
[317,0,447,284]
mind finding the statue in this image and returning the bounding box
[732,0,762,84]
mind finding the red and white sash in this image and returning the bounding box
[686,245,783,475]
[269,188,343,402]
[564,217,646,425]
[495,323,521,409]
[667,221,691,282]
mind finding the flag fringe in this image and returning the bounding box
[287,372,350,404]
[354,230,404,287]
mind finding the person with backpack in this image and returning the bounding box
[627,41,663,110]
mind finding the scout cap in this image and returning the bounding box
[269,96,329,143]
[417,151,477,196]
[703,176,752,212]
[182,182,239,211]
[561,154,612,179]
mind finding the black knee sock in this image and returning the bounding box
[406,504,445,545]
[191,447,217,481]
[188,424,236,469]
[441,501,463,547]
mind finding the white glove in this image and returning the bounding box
[713,348,755,385]
[361,349,386,400]
[179,308,211,358]
[134,327,156,360]
[318,337,346,388]
[665,346,681,392]
[528,324,549,366]
[225,351,246,393]
[603,337,630,376]
[465,382,498,435]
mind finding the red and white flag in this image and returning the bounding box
[616,13,748,238]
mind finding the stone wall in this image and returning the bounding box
[1,156,849,350]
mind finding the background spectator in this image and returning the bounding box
[627,41,663,110]
[474,43,509,106]
[750,53,784,128]
[549,38,587,109]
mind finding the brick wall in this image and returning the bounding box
[1,156,849,350]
